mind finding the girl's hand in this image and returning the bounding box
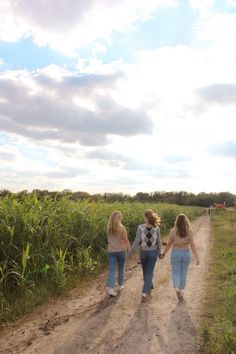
[196,257,200,265]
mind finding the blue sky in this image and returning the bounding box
[0,0,236,194]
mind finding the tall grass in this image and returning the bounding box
[0,194,203,322]
[202,210,236,354]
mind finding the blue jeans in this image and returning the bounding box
[140,249,159,294]
[107,252,126,287]
[171,249,191,290]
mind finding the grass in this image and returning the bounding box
[0,195,203,323]
[201,210,236,354]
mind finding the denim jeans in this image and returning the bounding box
[107,251,126,287]
[171,249,191,290]
[140,249,159,294]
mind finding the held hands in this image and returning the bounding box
[159,253,165,260]
[126,250,131,258]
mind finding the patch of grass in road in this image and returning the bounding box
[201,210,236,354]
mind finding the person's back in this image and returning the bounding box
[169,227,193,250]
[137,224,161,251]
[106,211,131,297]
[161,213,199,302]
[129,209,162,302]
[107,226,127,252]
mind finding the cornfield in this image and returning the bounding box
[0,194,203,321]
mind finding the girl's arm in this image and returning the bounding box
[161,231,174,258]
[122,227,131,252]
[162,238,174,257]
[156,228,162,253]
[128,227,141,257]
[189,237,200,265]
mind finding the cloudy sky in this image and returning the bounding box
[0,0,236,194]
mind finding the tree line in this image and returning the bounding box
[0,189,235,207]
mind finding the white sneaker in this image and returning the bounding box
[118,285,124,291]
[108,287,117,297]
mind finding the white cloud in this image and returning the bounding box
[91,42,107,57]
[197,83,236,105]
[226,0,236,7]
[0,66,154,146]
[0,2,236,193]
[208,141,236,160]
[0,0,179,54]
[2,36,235,191]
[189,0,213,16]
[0,145,19,161]
[195,12,236,43]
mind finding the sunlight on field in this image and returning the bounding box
[0,194,203,322]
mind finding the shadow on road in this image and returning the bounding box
[165,301,199,354]
[54,293,120,354]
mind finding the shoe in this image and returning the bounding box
[175,288,182,302]
[108,287,117,297]
[141,294,149,303]
[117,285,124,291]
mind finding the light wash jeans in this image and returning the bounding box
[107,251,126,287]
[171,248,191,290]
[140,249,159,294]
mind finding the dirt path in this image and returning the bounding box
[0,215,212,354]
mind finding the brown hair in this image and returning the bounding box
[174,213,191,238]
[144,209,161,227]
[107,211,123,236]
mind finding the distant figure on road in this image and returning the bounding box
[128,209,162,303]
[106,211,131,297]
[160,214,199,302]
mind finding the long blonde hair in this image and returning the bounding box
[174,214,191,238]
[144,209,161,227]
[107,211,123,236]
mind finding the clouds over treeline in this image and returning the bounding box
[0,69,153,145]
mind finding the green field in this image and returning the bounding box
[0,194,203,322]
[202,210,236,354]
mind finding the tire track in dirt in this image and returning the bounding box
[0,215,211,354]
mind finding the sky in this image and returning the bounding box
[0,0,236,195]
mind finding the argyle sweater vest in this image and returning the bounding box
[140,226,159,248]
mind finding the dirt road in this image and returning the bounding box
[0,214,211,354]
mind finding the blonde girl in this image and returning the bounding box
[106,211,131,297]
[161,213,199,301]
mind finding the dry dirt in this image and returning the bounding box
[0,214,212,354]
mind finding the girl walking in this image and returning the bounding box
[161,213,200,301]
[129,209,161,302]
[106,211,131,297]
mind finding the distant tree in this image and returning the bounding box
[71,191,91,200]
[16,189,28,201]
[103,193,132,202]
[134,192,152,202]
[0,189,12,198]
